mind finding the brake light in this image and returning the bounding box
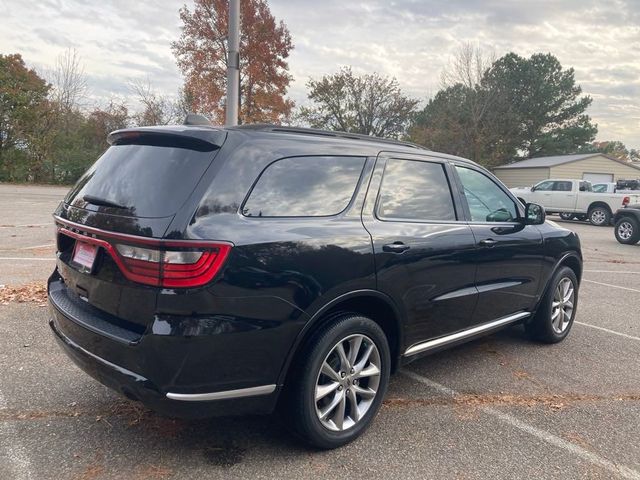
[57,223,232,288]
[115,244,230,287]
[623,196,630,206]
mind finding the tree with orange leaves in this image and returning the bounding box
[172,0,294,125]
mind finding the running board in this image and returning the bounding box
[404,312,530,357]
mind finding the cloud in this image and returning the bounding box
[1,0,638,148]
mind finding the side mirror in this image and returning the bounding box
[530,186,536,192]
[525,203,546,225]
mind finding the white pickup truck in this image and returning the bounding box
[510,179,640,226]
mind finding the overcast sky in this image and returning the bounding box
[1,0,638,149]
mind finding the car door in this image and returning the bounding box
[529,180,555,208]
[550,180,576,210]
[453,164,544,323]
[362,154,478,349]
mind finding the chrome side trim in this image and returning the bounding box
[166,384,276,402]
[403,311,530,357]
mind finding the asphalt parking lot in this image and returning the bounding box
[1,183,639,480]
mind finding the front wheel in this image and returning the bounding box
[588,206,611,226]
[285,314,390,449]
[559,212,574,221]
[614,216,640,244]
[526,266,578,343]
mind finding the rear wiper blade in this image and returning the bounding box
[82,195,129,209]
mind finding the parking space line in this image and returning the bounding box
[400,370,640,480]
[0,257,53,261]
[576,322,640,342]
[584,270,640,275]
[583,280,640,293]
[0,390,33,480]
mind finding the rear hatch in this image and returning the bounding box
[53,127,227,331]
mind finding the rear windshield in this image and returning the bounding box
[66,144,216,218]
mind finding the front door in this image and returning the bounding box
[453,164,544,322]
[362,155,478,349]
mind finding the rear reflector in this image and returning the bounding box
[623,196,630,206]
[57,222,232,288]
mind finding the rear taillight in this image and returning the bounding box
[57,223,232,288]
[115,244,231,287]
[623,196,630,206]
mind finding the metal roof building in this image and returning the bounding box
[492,153,640,187]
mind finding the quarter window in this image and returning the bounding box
[242,156,365,217]
[377,159,456,221]
[455,166,518,222]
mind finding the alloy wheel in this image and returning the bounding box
[591,210,606,225]
[618,221,633,240]
[314,334,381,431]
[551,277,574,334]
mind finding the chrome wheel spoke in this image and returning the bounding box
[355,363,380,379]
[335,343,350,371]
[316,381,340,401]
[321,361,341,382]
[348,336,362,366]
[347,388,360,422]
[353,384,376,398]
[319,391,343,421]
[333,392,347,429]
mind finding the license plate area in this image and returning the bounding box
[72,241,98,272]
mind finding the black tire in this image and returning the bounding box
[559,212,574,221]
[525,266,578,343]
[284,314,390,449]
[588,206,611,226]
[576,215,588,221]
[614,216,640,244]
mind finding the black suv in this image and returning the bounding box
[48,123,582,448]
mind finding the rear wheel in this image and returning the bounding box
[285,314,390,449]
[588,206,611,226]
[559,212,574,221]
[614,216,640,244]
[526,266,578,343]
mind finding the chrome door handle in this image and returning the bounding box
[383,242,410,253]
[478,238,497,247]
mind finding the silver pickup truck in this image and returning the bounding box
[510,179,640,226]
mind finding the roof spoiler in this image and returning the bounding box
[107,125,226,151]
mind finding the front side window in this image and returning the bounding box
[455,166,518,222]
[242,156,365,217]
[377,159,456,221]
[533,181,554,191]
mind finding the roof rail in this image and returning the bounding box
[230,124,427,150]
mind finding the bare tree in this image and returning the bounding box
[49,48,87,113]
[130,79,182,126]
[441,43,496,89]
[298,67,418,138]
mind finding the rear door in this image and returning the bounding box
[362,153,478,348]
[452,164,543,322]
[549,180,576,210]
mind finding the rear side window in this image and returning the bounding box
[376,159,456,221]
[242,156,365,217]
[554,181,572,191]
[67,144,216,218]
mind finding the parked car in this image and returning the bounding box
[510,179,640,226]
[613,204,640,244]
[592,182,617,193]
[593,182,639,195]
[48,122,583,448]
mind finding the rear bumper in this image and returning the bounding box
[48,274,285,418]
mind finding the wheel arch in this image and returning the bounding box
[277,290,404,387]
[587,201,612,214]
[531,252,582,319]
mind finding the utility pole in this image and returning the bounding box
[225,0,240,126]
